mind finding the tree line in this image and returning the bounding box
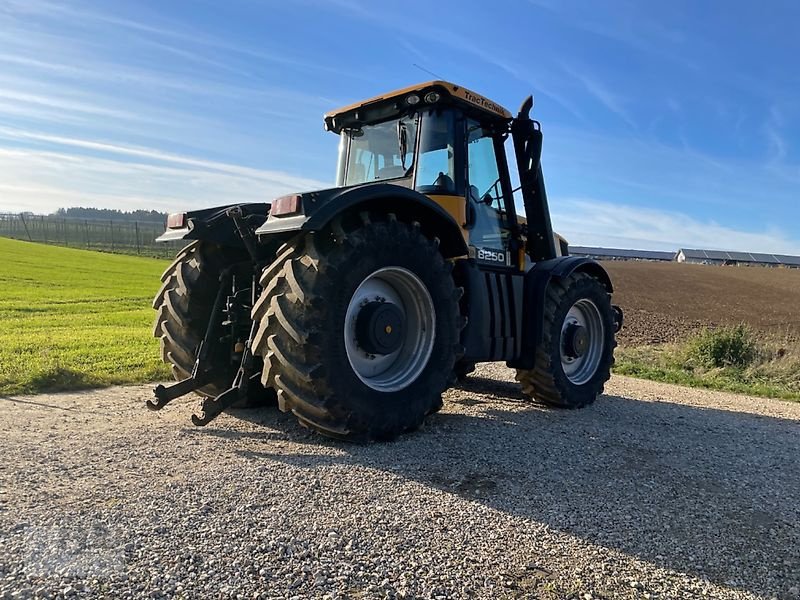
[50,207,168,223]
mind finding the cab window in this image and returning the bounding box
[340,117,417,186]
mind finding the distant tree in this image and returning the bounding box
[51,207,168,223]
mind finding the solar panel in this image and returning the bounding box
[572,247,800,266]
[752,253,780,264]
[570,247,673,261]
[776,254,800,266]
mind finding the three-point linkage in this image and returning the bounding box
[148,269,231,411]
[149,206,270,425]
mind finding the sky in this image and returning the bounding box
[0,0,799,253]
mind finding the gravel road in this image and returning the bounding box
[2,365,799,600]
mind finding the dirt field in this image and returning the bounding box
[2,367,799,599]
[603,261,800,345]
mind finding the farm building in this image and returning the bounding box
[570,246,675,262]
[676,248,800,268]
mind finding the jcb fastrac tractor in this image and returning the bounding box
[150,81,623,441]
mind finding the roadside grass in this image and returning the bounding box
[615,325,800,401]
[0,237,171,395]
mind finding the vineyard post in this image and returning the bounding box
[84,220,90,248]
[110,219,114,252]
[135,221,141,255]
[19,213,32,241]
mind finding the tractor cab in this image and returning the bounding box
[324,81,553,271]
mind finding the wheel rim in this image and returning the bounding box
[344,267,436,392]
[560,298,605,385]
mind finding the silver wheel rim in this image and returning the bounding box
[344,267,436,392]
[560,298,605,385]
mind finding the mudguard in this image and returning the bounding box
[156,203,270,247]
[255,183,469,259]
[507,256,614,370]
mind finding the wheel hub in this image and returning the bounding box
[563,323,589,358]
[344,267,436,392]
[559,298,606,385]
[355,301,405,355]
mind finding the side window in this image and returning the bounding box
[467,123,509,253]
[416,148,453,191]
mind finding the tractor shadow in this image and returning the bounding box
[214,377,800,597]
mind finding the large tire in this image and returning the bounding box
[153,241,242,397]
[251,213,462,441]
[516,272,616,408]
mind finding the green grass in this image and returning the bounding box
[615,326,800,401]
[0,237,171,395]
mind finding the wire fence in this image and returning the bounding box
[0,213,185,258]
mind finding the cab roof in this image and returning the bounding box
[324,81,513,133]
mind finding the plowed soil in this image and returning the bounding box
[602,261,800,345]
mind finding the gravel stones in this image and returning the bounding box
[1,365,798,598]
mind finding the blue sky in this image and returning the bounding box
[0,0,798,253]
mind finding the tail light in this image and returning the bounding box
[167,212,186,228]
[271,194,303,216]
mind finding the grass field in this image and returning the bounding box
[0,237,170,395]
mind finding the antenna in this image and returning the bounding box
[412,63,445,80]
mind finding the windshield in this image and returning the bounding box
[336,116,418,186]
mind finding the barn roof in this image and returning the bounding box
[570,246,675,261]
[679,248,800,266]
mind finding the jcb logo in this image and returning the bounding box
[477,248,507,264]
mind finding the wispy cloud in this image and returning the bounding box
[2,0,367,83]
[551,198,800,255]
[0,88,141,121]
[0,143,331,214]
[0,128,329,188]
[559,63,635,128]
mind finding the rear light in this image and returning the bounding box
[167,212,186,228]
[271,194,303,216]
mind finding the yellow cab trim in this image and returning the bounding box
[325,81,512,122]
[426,194,469,244]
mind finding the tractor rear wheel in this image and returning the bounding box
[516,272,616,408]
[153,241,243,398]
[251,213,462,441]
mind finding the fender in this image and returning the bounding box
[507,256,614,370]
[255,183,469,258]
[156,203,269,247]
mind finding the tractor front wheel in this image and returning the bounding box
[516,272,616,408]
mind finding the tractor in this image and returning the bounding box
[150,81,623,441]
